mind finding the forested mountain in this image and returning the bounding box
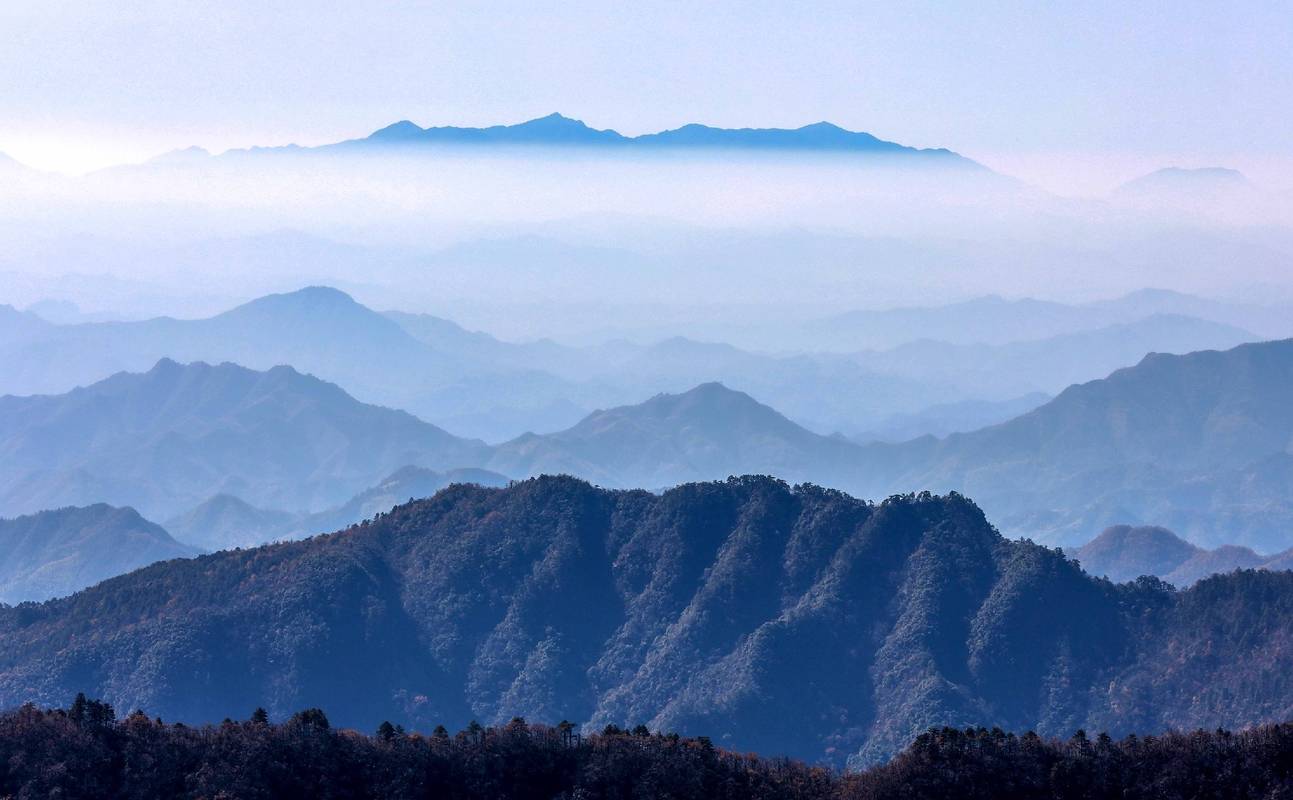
[861,339,1293,549]
[0,359,487,519]
[4,476,1293,768]
[0,505,195,603]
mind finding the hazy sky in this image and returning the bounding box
[2,1,1291,189]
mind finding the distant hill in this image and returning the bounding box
[487,382,866,489]
[803,292,1284,352]
[1116,166,1249,195]
[4,476,1293,768]
[0,504,195,603]
[1073,524,1278,586]
[166,466,512,551]
[852,392,1050,443]
[851,313,1258,400]
[0,359,487,520]
[162,494,300,552]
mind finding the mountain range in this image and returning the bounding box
[281,114,980,166]
[0,504,195,603]
[5,333,1293,552]
[3,476,1292,768]
[0,285,1268,443]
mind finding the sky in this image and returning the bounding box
[1,1,1291,192]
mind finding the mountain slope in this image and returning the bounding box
[0,359,487,519]
[867,339,1293,549]
[0,504,196,603]
[2,477,1292,768]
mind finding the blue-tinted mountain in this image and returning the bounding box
[1116,166,1249,195]
[851,313,1259,400]
[350,113,978,164]
[0,359,488,520]
[1072,524,1285,586]
[487,382,866,488]
[863,339,1293,549]
[3,476,1292,768]
[0,504,196,603]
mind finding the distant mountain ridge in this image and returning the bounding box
[336,113,979,164]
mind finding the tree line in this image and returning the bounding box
[1,697,1291,798]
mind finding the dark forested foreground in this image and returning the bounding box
[3,700,1293,800]
[6,476,1293,767]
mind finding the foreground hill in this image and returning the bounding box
[0,359,487,519]
[3,476,1293,768]
[0,505,195,603]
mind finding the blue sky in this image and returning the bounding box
[1,0,1289,186]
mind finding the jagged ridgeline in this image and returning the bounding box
[2,476,1292,767]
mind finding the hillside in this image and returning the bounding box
[0,505,196,603]
[3,476,1293,768]
[0,359,487,519]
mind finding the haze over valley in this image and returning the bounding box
[3,4,1293,793]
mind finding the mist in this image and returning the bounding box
[3,143,1291,341]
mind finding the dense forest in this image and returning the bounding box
[3,697,1292,799]
[3,476,1293,767]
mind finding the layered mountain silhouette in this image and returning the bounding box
[0,285,1269,443]
[1073,524,1287,586]
[347,114,977,164]
[0,359,487,519]
[3,476,1292,768]
[6,336,1293,551]
[0,504,196,603]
